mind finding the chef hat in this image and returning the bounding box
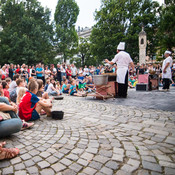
[164,50,171,55]
[117,42,125,50]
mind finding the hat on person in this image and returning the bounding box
[117,42,125,50]
[164,50,171,55]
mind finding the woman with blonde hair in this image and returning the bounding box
[16,87,26,105]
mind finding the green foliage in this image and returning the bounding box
[158,0,175,54]
[90,0,160,63]
[54,0,79,62]
[0,0,56,65]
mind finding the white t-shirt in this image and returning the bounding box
[9,81,17,93]
[162,56,173,79]
[71,67,77,76]
[46,83,54,93]
[112,51,133,68]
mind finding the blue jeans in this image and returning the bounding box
[0,97,22,138]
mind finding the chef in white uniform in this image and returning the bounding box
[105,42,135,98]
[162,50,173,91]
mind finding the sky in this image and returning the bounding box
[38,0,164,29]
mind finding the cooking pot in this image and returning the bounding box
[93,75,108,85]
[54,96,64,100]
[52,111,64,120]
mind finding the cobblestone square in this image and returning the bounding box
[0,90,175,175]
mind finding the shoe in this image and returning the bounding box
[160,89,168,92]
[0,147,20,160]
[21,121,34,130]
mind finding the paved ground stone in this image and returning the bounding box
[0,92,175,174]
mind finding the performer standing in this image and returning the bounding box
[162,51,173,91]
[105,42,135,98]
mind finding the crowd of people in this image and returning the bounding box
[0,56,175,160]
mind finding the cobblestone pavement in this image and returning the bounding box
[0,96,175,175]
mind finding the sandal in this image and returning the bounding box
[21,121,34,131]
[0,147,19,160]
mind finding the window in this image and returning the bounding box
[141,38,144,44]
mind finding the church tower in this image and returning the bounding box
[139,27,147,64]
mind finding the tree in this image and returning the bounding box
[78,37,91,66]
[90,0,160,63]
[54,0,79,62]
[0,0,55,65]
[158,0,175,53]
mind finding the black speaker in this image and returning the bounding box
[136,83,148,91]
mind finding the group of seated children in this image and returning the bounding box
[43,73,95,97]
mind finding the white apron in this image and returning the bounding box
[117,67,128,84]
[162,57,172,79]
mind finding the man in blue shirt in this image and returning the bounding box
[36,63,43,80]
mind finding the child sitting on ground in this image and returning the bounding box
[77,72,85,91]
[62,79,70,94]
[16,87,26,106]
[16,87,34,130]
[56,81,62,95]
[69,79,84,96]
[19,79,52,121]
[44,78,50,92]
[36,79,49,99]
[2,81,10,101]
[46,78,60,96]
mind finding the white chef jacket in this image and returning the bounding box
[112,51,133,84]
[162,56,173,79]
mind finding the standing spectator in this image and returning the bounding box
[61,64,66,78]
[9,64,14,80]
[50,64,57,80]
[41,64,45,85]
[83,65,89,76]
[0,66,6,80]
[66,65,72,78]
[56,64,62,85]
[15,65,21,75]
[5,64,9,78]
[31,65,36,78]
[162,51,173,91]
[45,65,51,79]
[71,64,77,78]
[36,63,43,80]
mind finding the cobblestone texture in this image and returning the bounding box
[0,95,175,174]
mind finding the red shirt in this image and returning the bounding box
[3,89,10,99]
[19,91,39,121]
[66,69,72,76]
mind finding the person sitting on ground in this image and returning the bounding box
[56,81,62,95]
[0,97,22,137]
[2,81,10,101]
[16,87,34,130]
[16,78,26,95]
[19,79,52,121]
[77,72,85,91]
[5,77,11,87]
[36,79,50,99]
[9,74,19,94]
[16,87,26,106]
[46,78,60,96]
[62,79,70,94]
[69,80,86,97]
[0,142,20,160]
[10,78,25,103]
[86,76,96,92]
[128,75,136,88]
[44,78,50,92]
